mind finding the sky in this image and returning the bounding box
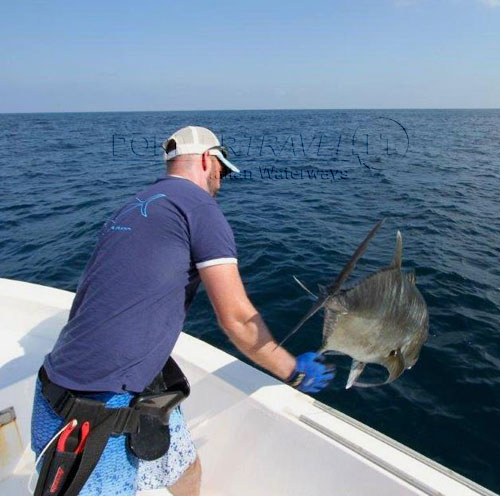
[1,0,499,112]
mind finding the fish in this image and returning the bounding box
[279,220,429,389]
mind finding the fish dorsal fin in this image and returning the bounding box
[276,219,384,349]
[325,219,384,295]
[390,230,403,269]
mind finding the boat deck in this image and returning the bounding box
[0,278,495,495]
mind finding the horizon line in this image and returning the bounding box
[1,106,500,115]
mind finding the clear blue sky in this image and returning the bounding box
[1,0,499,112]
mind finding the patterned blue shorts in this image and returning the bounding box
[31,379,197,496]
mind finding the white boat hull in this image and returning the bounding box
[0,278,495,496]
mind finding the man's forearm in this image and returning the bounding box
[220,312,296,381]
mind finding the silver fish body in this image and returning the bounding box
[322,266,428,387]
[279,221,429,389]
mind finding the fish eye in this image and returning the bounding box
[389,349,398,357]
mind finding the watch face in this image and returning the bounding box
[288,372,306,388]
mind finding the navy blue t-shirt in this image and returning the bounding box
[44,176,237,393]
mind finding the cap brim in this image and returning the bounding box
[211,150,240,174]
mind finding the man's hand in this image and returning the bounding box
[199,263,296,381]
[286,352,336,393]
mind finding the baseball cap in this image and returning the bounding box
[162,126,240,174]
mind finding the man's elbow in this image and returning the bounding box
[217,312,274,358]
[217,315,246,336]
[215,297,255,328]
[217,309,260,340]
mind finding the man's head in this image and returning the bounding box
[163,126,239,197]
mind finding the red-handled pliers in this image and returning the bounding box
[56,420,90,454]
[42,420,91,496]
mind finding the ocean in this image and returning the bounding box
[1,109,499,492]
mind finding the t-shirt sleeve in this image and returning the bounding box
[188,202,238,269]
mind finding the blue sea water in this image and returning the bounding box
[1,109,499,492]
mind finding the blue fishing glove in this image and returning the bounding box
[286,352,336,393]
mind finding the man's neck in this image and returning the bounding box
[166,171,210,195]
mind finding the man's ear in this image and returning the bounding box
[201,150,210,171]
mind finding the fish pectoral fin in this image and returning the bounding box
[346,360,366,389]
[279,219,384,351]
[292,276,318,300]
[275,296,329,348]
[352,349,406,389]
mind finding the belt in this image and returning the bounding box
[38,367,141,435]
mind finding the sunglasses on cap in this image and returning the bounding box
[207,145,232,178]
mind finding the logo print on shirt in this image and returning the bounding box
[104,193,167,233]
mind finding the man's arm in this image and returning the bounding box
[199,263,296,381]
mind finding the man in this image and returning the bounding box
[32,126,335,496]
